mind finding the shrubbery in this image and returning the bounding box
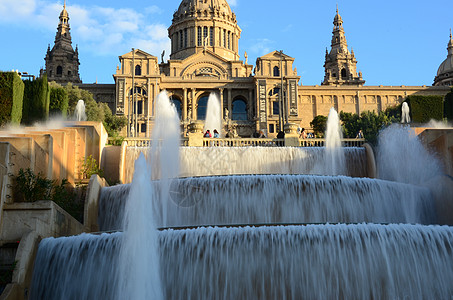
[14,168,84,222]
[407,95,444,123]
[49,82,69,117]
[444,88,453,121]
[22,74,49,124]
[0,72,24,125]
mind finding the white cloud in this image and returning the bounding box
[0,0,169,57]
[0,0,36,22]
[249,38,275,56]
[229,0,237,6]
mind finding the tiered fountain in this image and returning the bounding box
[29,92,453,299]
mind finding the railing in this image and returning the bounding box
[122,137,366,148]
[299,138,365,147]
[203,138,284,147]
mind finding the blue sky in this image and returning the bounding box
[0,0,451,86]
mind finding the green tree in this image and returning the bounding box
[100,103,127,137]
[444,87,453,121]
[339,111,360,138]
[64,83,104,121]
[49,82,69,117]
[0,72,24,125]
[22,74,49,124]
[310,115,328,137]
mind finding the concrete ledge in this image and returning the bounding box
[84,175,108,233]
[363,143,377,179]
[0,231,40,300]
[1,201,84,241]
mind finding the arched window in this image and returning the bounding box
[170,96,182,120]
[269,88,280,115]
[232,99,247,121]
[56,66,63,75]
[273,66,280,77]
[198,27,202,46]
[129,87,147,96]
[341,68,347,79]
[197,95,209,120]
[135,65,142,76]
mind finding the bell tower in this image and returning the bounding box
[44,0,81,84]
[322,7,364,86]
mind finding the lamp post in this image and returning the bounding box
[279,50,285,131]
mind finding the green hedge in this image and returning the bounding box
[444,88,453,121]
[407,95,444,123]
[22,74,49,124]
[0,72,24,125]
[49,86,69,117]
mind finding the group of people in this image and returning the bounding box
[299,128,314,139]
[204,129,220,138]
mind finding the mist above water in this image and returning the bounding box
[74,100,86,122]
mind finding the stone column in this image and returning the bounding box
[248,89,253,120]
[227,88,232,118]
[192,88,197,120]
[219,88,224,120]
[183,88,188,121]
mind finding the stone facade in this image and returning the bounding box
[42,2,81,84]
[111,0,450,137]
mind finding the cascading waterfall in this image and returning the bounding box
[124,147,367,183]
[29,97,453,299]
[203,93,222,136]
[30,225,453,300]
[377,124,443,186]
[99,175,436,231]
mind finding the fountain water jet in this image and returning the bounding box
[203,93,222,136]
[74,99,86,121]
[401,102,411,123]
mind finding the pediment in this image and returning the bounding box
[260,51,294,60]
[120,49,156,60]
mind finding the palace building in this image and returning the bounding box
[45,1,451,137]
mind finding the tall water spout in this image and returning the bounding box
[74,100,86,121]
[321,107,345,175]
[117,91,180,299]
[401,102,411,123]
[203,93,222,136]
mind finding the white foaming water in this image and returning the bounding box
[377,124,442,186]
[124,147,366,183]
[401,102,411,123]
[99,174,436,231]
[30,224,453,299]
[203,93,222,136]
[317,107,345,175]
[74,99,86,121]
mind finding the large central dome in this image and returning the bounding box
[168,0,241,61]
[175,0,233,18]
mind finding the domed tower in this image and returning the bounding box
[44,0,81,84]
[322,7,364,86]
[434,29,453,86]
[168,0,241,61]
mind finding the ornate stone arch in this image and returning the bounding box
[181,61,228,78]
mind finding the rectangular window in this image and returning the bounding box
[227,31,231,49]
[203,26,208,46]
[269,124,275,134]
[141,123,147,133]
[223,29,226,47]
[209,27,214,46]
[197,27,202,46]
[184,28,188,48]
[179,30,183,49]
[273,101,279,115]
